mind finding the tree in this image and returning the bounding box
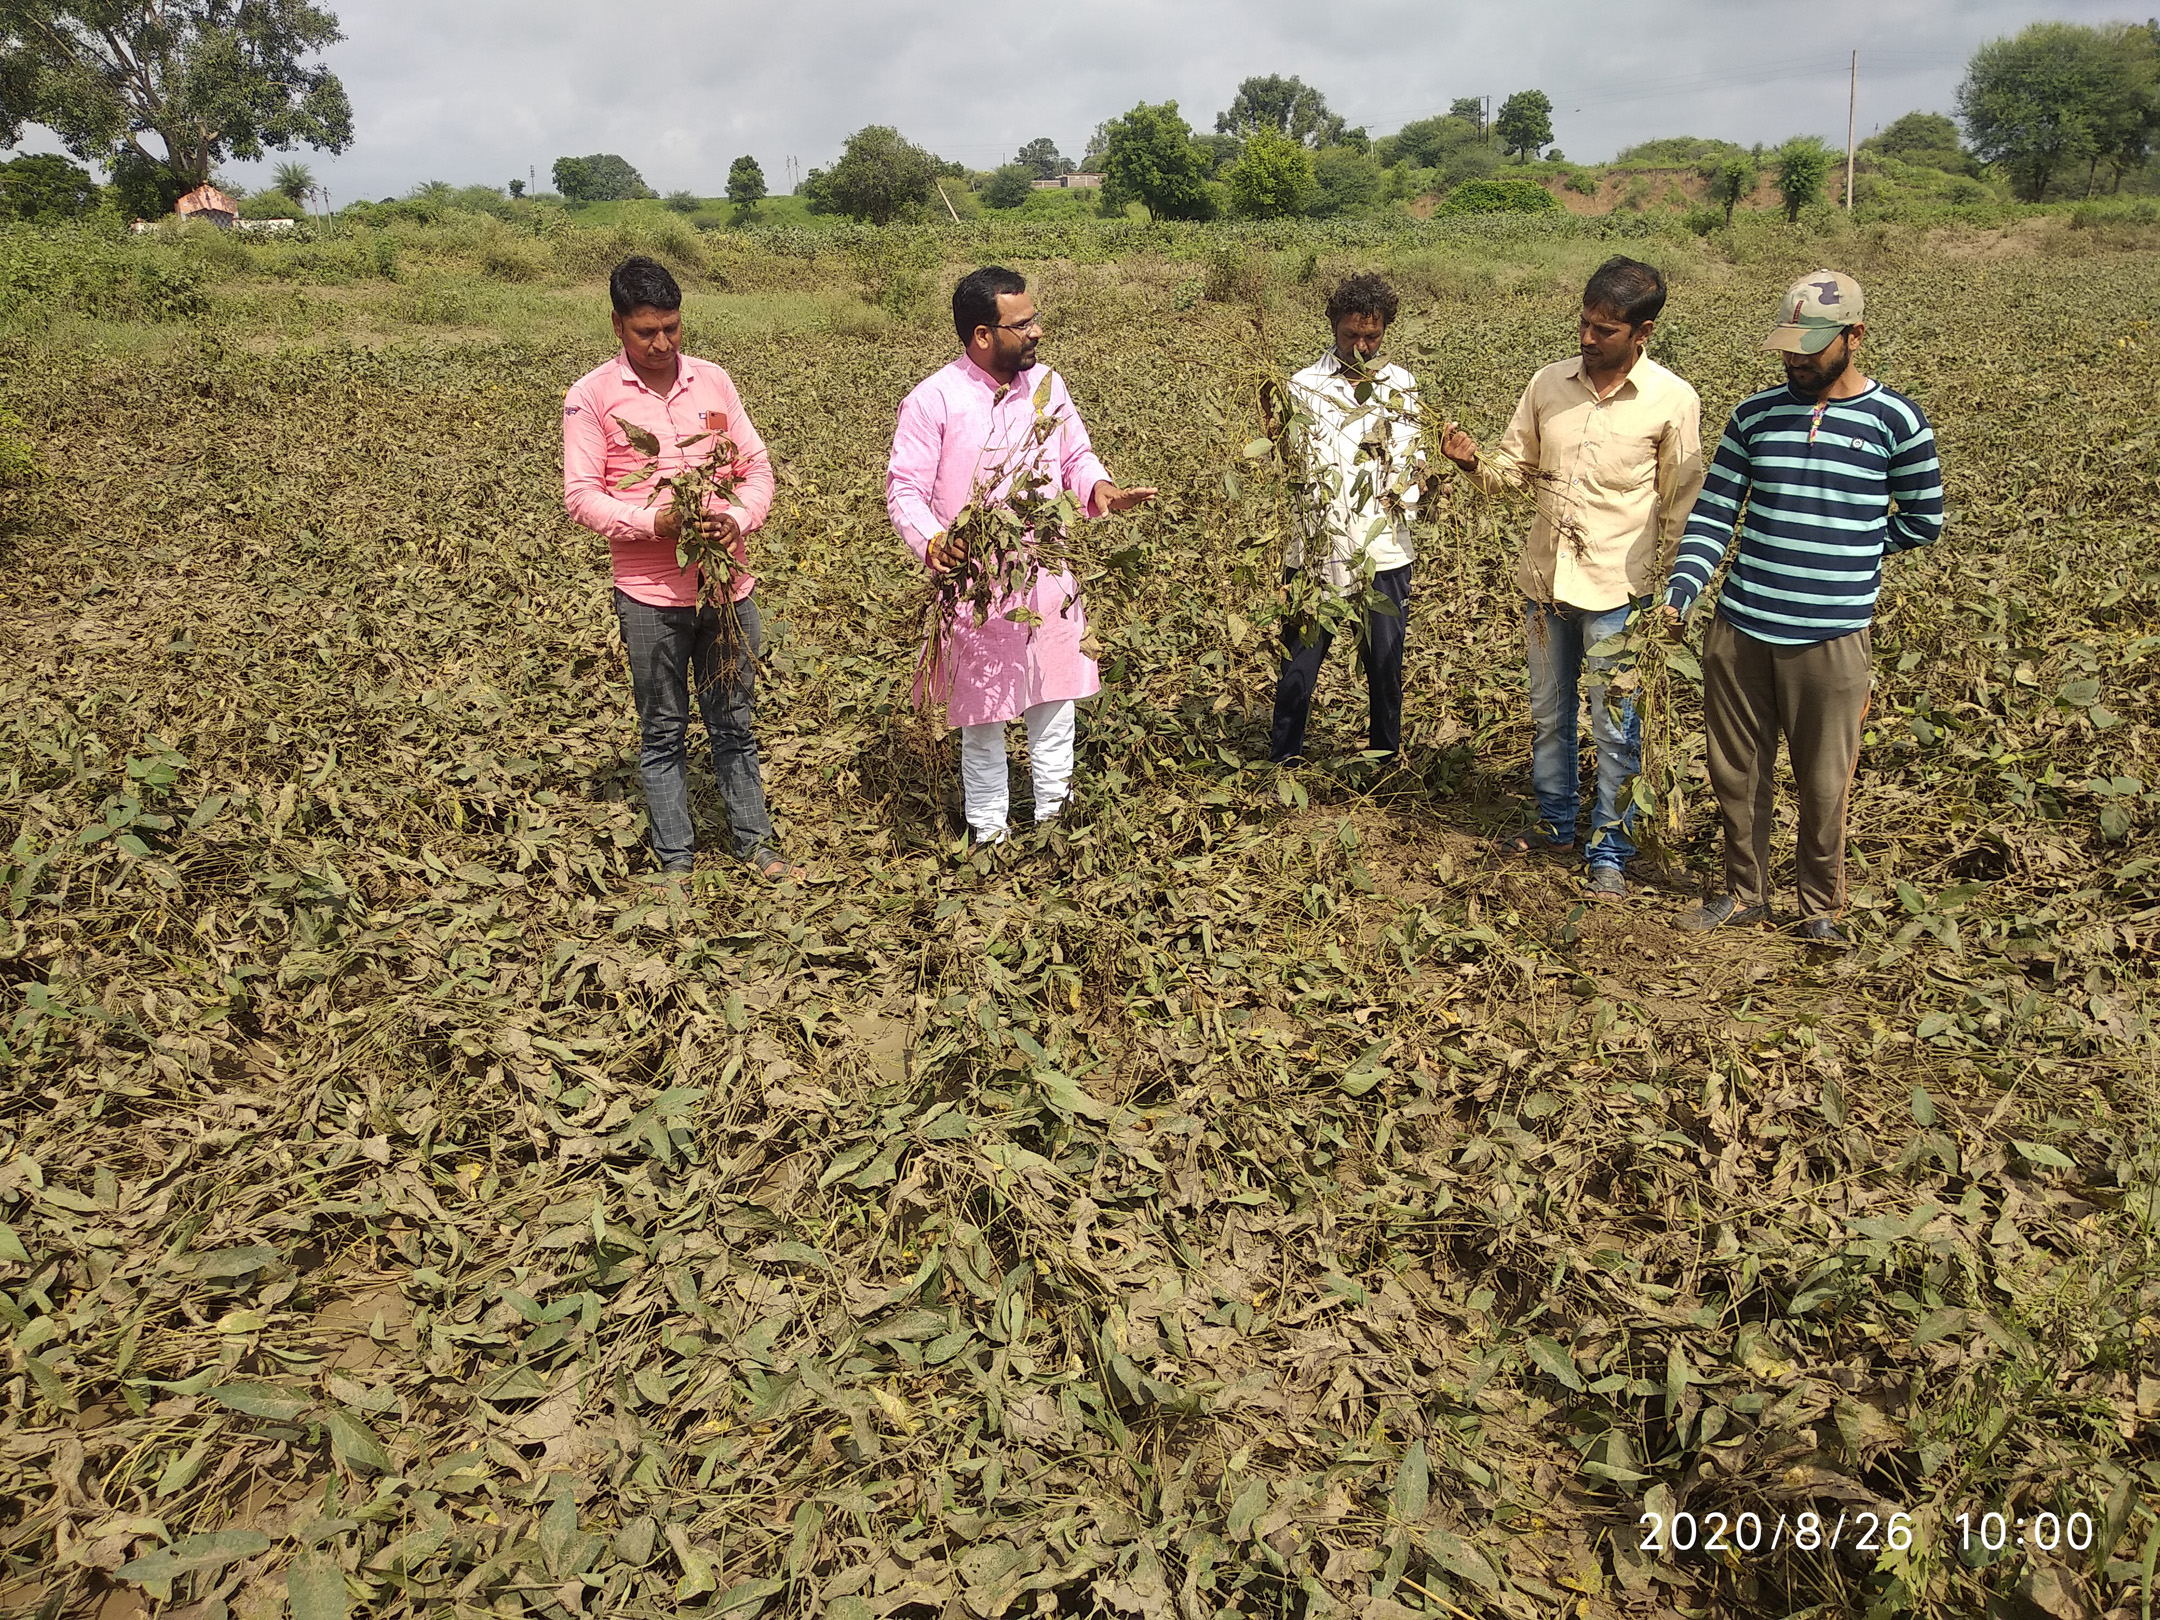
[1096,101,1215,221]
[1214,74,1346,147]
[982,163,1035,209]
[1449,96,1486,127]
[0,0,352,202]
[1380,114,1498,186]
[726,155,766,211]
[1226,126,1313,217]
[0,152,100,220]
[1862,111,1973,173]
[1712,154,1758,224]
[1958,21,2158,200]
[110,149,184,217]
[508,178,525,198]
[663,190,700,214]
[1014,137,1067,178]
[271,160,314,202]
[803,125,938,224]
[1772,136,1832,221]
[552,153,652,202]
[1494,89,1554,162]
[1309,145,1382,216]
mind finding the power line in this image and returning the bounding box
[1341,47,1962,135]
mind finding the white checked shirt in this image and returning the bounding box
[1283,351,1425,592]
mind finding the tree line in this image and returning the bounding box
[0,5,2153,224]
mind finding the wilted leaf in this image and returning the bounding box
[1391,1440,1428,1522]
[286,1548,350,1620]
[116,1528,271,1583]
[1525,1336,1585,1392]
[325,1408,395,1474]
[207,1381,311,1420]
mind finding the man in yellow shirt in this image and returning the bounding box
[1443,256,1704,898]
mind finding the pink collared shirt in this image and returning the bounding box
[563,351,775,608]
[885,356,1113,728]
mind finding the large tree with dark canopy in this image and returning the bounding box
[1,0,352,201]
[1214,74,1346,148]
[1957,20,2158,199]
[802,126,940,224]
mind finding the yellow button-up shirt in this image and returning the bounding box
[1467,353,1704,612]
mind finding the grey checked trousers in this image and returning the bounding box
[613,588,777,870]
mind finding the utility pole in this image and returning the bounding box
[1845,50,1857,211]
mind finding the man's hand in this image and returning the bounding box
[925,531,968,577]
[1441,421,1479,473]
[1093,481,1157,515]
[692,510,741,550]
[1656,603,1684,639]
[655,506,683,541]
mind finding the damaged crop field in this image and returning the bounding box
[1,210,2158,1620]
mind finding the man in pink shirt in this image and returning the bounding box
[885,266,1154,844]
[563,256,797,881]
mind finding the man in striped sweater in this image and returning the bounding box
[1662,270,1944,944]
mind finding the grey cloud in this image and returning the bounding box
[13,0,2137,198]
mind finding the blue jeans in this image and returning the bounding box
[1524,598,1641,869]
[613,588,777,870]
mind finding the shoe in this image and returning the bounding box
[1797,917,1847,947]
[1585,865,1627,900]
[1676,894,1770,932]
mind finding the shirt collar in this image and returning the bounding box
[958,353,1037,397]
[1569,351,1653,397]
[1320,349,1388,384]
[617,351,692,398]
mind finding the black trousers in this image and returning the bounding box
[1268,564,1411,763]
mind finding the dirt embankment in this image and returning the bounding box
[1413,165,1802,218]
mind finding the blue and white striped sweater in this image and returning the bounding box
[1665,382,1943,645]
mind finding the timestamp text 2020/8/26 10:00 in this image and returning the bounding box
[1637,1508,2099,1557]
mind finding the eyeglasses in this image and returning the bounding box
[990,315,1044,333]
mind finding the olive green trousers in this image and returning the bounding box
[1702,617,1873,921]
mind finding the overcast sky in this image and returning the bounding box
[12,0,2138,199]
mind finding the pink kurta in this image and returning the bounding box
[885,356,1113,728]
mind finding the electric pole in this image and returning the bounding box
[1845,50,1857,211]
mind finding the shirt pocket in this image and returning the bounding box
[1586,430,1660,494]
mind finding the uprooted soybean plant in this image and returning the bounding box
[2,207,2159,1620]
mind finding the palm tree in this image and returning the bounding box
[272,161,316,211]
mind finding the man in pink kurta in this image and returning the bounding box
[563,256,797,881]
[886,266,1154,843]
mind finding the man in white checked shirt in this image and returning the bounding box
[1267,273,1427,766]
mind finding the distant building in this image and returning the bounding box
[1031,173,1102,190]
[174,185,239,228]
[238,218,298,233]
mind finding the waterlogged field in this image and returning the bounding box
[1,215,2159,1620]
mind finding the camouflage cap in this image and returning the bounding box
[1764,269,1865,355]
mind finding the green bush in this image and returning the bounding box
[0,409,39,484]
[1435,177,1562,216]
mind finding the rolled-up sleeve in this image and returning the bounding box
[885,391,946,564]
[562,382,659,542]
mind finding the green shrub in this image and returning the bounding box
[0,409,39,484]
[1435,177,1562,216]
